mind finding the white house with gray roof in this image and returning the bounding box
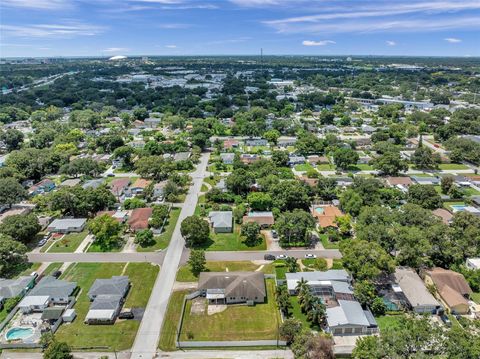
[326,300,378,335]
[47,218,87,233]
[0,276,35,305]
[85,295,124,324]
[208,211,233,233]
[88,276,130,301]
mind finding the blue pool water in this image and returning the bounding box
[5,327,34,340]
[451,204,467,211]
[315,207,325,214]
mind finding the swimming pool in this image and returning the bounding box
[5,327,34,341]
[314,207,325,214]
[451,204,467,212]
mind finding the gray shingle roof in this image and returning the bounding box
[326,300,373,327]
[209,211,233,229]
[90,295,123,310]
[0,276,33,299]
[29,276,76,298]
[198,272,266,300]
[88,276,129,299]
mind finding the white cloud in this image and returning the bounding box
[444,37,462,43]
[1,0,71,10]
[0,23,106,38]
[302,40,335,46]
[158,23,191,29]
[165,44,177,48]
[103,47,129,52]
[386,40,396,46]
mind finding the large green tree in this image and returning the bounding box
[0,213,40,243]
[0,234,28,278]
[88,214,123,251]
[0,177,27,208]
[180,215,210,247]
[276,209,315,247]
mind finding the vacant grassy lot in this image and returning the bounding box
[438,163,469,170]
[206,225,266,252]
[159,290,189,351]
[55,262,159,351]
[179,279,280,341]
[375,314,405,332]
[176,261,261,282]
[48,230,88,253]
[294,163,314,172]
[137,208,181,252]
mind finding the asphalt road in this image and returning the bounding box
[130,152,210,359]
[27,252,164,264]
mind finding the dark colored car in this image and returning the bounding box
[440,314,452,327]
[271,230,278,239]
[263,254,275,260]
[52,270,62,279]
[119,311,134,319]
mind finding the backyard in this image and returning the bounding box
[375,314,405,332]
[55,262,159,351]
[179,279,280,341]
[289,296,320,331]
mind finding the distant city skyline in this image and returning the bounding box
[1,0,480,58]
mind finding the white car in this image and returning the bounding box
[276,254,288,260]
[304,253,317,259]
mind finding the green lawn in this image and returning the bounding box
[205,225,266,252]
[375,315,405,332]
[320,234,339,249]
[438,163,469,170]
[275,264,287,280]
[347,164,374,171]
[55,262,159,351]
[443,201,465,211]
[289,296,320,331]
[331,259,344,270]
[179,279,280,341]
[201,184,209,192]
[43,262,63,276]
[15,262,41,277]
[204,176,219,186]
[317,164,335,171]
[159,290,189,351]
[471,292,480,304]
[137,208,181,252]
[463,187,480,196]
[176,261,261,282]
[294,163,314,172]
[47,230,88,253]
[87,242,123,253]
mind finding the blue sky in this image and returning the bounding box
[1,0,479,57]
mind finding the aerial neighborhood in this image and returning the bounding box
[0,54,479,359]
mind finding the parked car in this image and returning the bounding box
[119,311,134,319]
[440,314,452,327]
[107,173,115,177]
[276,254,288,260]
[30,272,38,278]
[271,230,278,239]
[52,271,62,279]
[264,254,275,260]
[304,253,317,259]
[37,238,47,247]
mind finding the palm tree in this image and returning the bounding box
[301,290,315,314]
[307,299,327,327]
[286,257,298,273]
[295,277,309,294]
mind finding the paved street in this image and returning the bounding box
[130,152,210,359]
[27,252,165,264]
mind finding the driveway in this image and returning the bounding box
[130,152,210,359]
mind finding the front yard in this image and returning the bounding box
[47,230,88,253]
[176,261,265,282]
[205,225,266,252]
[137,207,181,252]
[55,262,159,351]
[159,290,189,351]
[179,279,280,341]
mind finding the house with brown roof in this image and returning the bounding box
[311,205,344,228]
[242,211,275,228]
[424,268,473,314]
[110,178,131,198]
[385,176,413,187]
[127,208,153,232]
[128,178,152,196]
[223,139,240,149]
[432,208,453,225]
[198,272,266,304]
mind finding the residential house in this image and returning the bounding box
[27,276,77,305]
[242,211,275,228]
[97,210,128,223]
[393,267,441,314]
[174,151,191,162]
[82,178,105,190]
[311,205,344,229]
[245,138,268,147]
[410,176,441,185]
[47,218,87,234]
[153,181,167,199]
[198,272,266,304]
[240,154,260,165]
[466,258,480,270]
[127,207,153,232]
[86,276,130,324]
[333,177,354,187]
[128,140,145,149]
[220,153,235,165]
[424,268,473,314]
[326,300,378,335]
[110,178,131,198]
[0,276,35,306]
[208,211,233,233]
[144,117,162,128]
[277,136,297,148]
[60,178,82,187]
[385,176,413,193]
[288,155,306,166]
[29,179,55,196]
[216,178,227,192]
[307,155,329,165]
[223,139,240,150]
[432,208,453,225]
[128,178,152,196]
